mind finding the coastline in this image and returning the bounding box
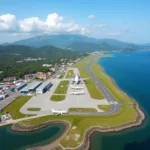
[12,120,71,150]
[10,57,145,150]
[8,54,145,150]
[11,100,145,150]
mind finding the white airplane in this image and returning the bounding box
[70,90,85,95]
[51,108,68,116]
[65,74,88,84]
[70,85,84,90]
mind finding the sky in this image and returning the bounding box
[0,0,150,44]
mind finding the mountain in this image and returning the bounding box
[2,34,150,51]
[67,41,115,52]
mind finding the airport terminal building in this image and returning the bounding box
[36,81,51,94]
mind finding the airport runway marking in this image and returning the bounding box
[109,101,118,105]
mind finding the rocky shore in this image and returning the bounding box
[11,100,145,150]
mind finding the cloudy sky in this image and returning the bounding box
[0,0,150,44]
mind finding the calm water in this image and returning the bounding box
[0,124,65,150]
[91,51,150,150]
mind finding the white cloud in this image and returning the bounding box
[0,14,18,32]
[105,32,121,36]
[88,14,96,20]
[0,13,88,35]
[95,24,105,28]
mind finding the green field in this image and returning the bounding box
[65,70,74,78]
[73,56,104,100]
[50,95,66,101]
[27,108,41,111]
[3,96,34,119]
[22,105,138,148]
[98,105,111,111]
[91,55,133,103]
[54,80,69,94]
[69,108,97,112]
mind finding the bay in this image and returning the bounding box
[0,123,65,150]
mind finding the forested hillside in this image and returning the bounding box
[0,45,87,80]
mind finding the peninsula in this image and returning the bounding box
[0,54,145,150]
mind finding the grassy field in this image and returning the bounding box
[50,95,66,101]
[54,81,69,94]
[98,105,111,111]
[27,108,41,111]
[73,56,104,100]
[91,55,133,103]
[69,108,97,112]
[3,96,34,119]
[65,70,74,78]
[22,104,138,148]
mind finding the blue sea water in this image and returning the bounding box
[91,51,150,150]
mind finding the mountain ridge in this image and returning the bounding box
[1,34,150,52]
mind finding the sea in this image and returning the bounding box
[0,51,150,150]
[91,51,150,150]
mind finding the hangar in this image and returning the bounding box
[36,81,51,94]
[20,81,42,94]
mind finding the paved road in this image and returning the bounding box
[0,92,21,110]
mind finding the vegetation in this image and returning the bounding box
[54,81,69,94]
[0,45,87,81]
[50,95,66,101]
[98,105,111,111]
[73,56,104,99]
[3,96,34,119]
[91,55,133,103]
[65,70,74,78]
[27,108,41,111]
[69,108,97,112]
[22,105,138,148]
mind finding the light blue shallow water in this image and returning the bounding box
[91,51,150,150]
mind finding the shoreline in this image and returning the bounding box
[11,99,145,150]
[7,54,145,150]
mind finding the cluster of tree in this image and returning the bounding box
[0,45,87,81]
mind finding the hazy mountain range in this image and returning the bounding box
[2,34,150,52]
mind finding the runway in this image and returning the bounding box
[68,56,120,116]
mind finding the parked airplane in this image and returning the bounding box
[51,108,68,116]
[70,90,85,95]
[65,74,88,84]
[71,85,84,90]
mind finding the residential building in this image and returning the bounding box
[36,72,48,80]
